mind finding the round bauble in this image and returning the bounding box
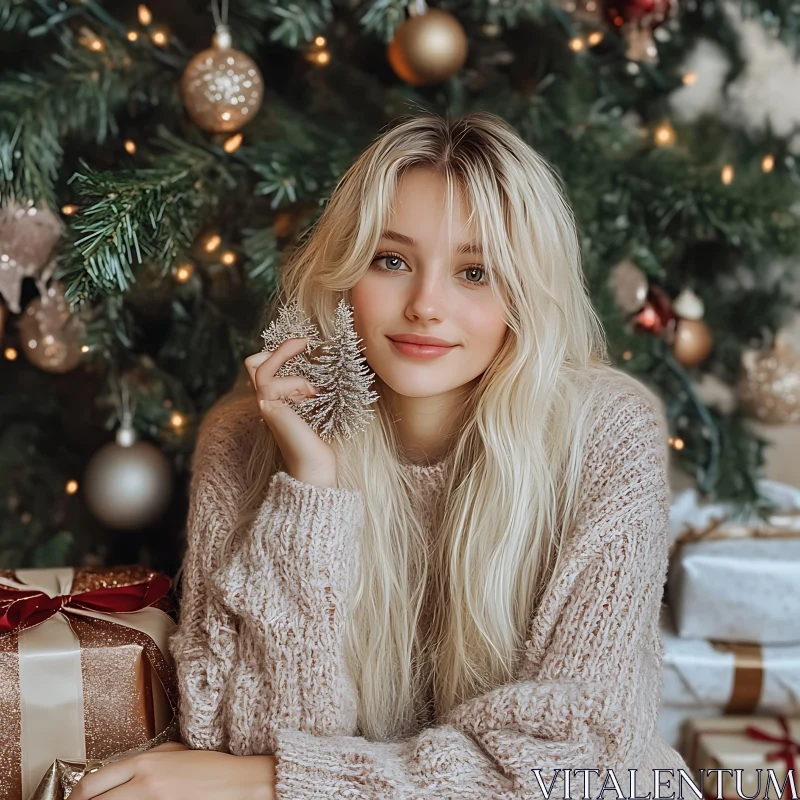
[739,334,800,424]
[673,318,713,367]
[18,281,86,373]
[387,6,468,86]
[84,425,174,530]
[181,25,264,133]
[609,259,649,314]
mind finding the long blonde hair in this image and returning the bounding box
[218,111,619,742]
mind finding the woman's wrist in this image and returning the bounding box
[241,754,276,800]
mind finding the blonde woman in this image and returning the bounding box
[72,111,690,800]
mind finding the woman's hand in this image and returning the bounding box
[245,337,339,488]
[69,741,276,800]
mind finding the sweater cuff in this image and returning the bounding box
[271,726,411,800]
[259,470,364,577]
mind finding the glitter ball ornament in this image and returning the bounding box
[387,0,468,86]
[180,24,264,133]
[739,333,800,424]
[84,417,174,530]
[19,281,86,373]
[0,199,62,313]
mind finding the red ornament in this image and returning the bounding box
[604,0,673,62]
[633,284,677,338]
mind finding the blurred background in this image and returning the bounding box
[2,0,800,772]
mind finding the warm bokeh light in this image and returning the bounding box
[138,4,152,25]
[204,234,221,252]
[65,480,79,495]
[4,347,18,360]
[127,30,139,42]
[151,29,168,46]
[124,140,136,154]
[761,154,775,173]
[315,36,326,46]
[721,164,734,185]
[81,345,90,353]
[569,37,584,52]
[654,124,676,146]
[174,263,194,283]
[224,134,243,153]
[170,412,186,429]
[61,204,78,215]
[682,72,697,85]
[315,50,331,65]
[669,437,685,451]
[622,350,633,360]
[220,250,237,266]
[587,31,604,46]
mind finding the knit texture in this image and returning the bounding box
[169,374,690,799]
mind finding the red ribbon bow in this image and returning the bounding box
[0,572,171,634]
[745,717,800,800]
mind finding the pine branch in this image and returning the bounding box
[57,129,230,305]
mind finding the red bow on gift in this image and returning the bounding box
[745,717,800,800]
[0,572,171,634]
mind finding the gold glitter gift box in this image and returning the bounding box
[0,566,179,800]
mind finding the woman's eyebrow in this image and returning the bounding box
[380,229,483,255]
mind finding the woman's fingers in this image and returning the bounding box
[70,759,136,800]
[245,338,307,389]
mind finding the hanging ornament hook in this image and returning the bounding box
[210,0,231,48]
[111,370,138,448]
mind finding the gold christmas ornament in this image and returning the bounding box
[608,258,649,314]
[18,282,87,373]
[387,0,468,86]
[180,24,264,133]
[739,332,800,425]
[84,415,174,530]
[0,198,62,313]
[672,318,713,368]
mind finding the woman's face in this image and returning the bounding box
[351,167,508,399]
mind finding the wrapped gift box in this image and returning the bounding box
[657,605,800,752]
[683,716,800,800]
[0,566,178,800]
[667,538,800,644]
[667,479,800,645]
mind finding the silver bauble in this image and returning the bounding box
[84,425,173,530]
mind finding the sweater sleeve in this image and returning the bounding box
[169,394,262,751]
[267,386,674,800]
[169,391,366,756]
[206,469,365,755]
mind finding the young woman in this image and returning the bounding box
[72,111,689,800]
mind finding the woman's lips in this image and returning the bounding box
[388,337,456,359]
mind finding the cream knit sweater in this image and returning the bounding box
[169,374,690,799]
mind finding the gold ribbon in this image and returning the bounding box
[0,568,176,800]
[668,511,800,559]
[709,639,764,714]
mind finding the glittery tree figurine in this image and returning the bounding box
[261,299,323,380]
[293,298,380,442]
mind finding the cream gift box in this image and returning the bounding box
[667,538,800,644]
[656,605,800,752]
[682,716,800,800]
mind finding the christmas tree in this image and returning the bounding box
[1,0,799,571]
